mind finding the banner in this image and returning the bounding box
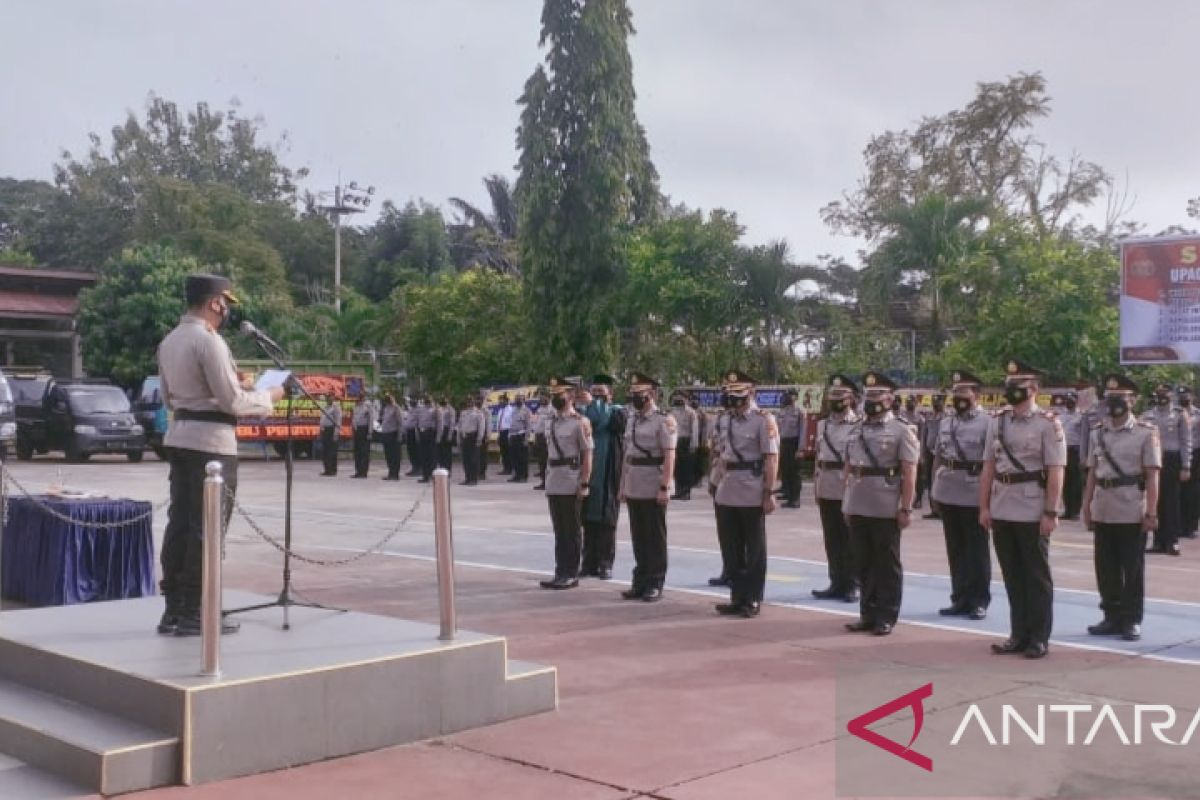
[1120,234,1200,364]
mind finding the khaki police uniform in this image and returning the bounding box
[533,403,553,485]
[458,406,487,485]
[776,402,806,507]
[669,401,698,500]
[1183,403,1200,536]
[437,403,457,473]
[319,399,343,476]
[380,401,401,479]
[813,408,860,597]
[351,399,375,477]
[509,403,533,482]
[413,401,437,481]
[843,411,920,627]
[622,403,677,594]
[706,409,736,584]
[1141,403,1191,552]
[1087,415,1161,628]
[545,409,593,582]
[931,408,992,613]
[1057,403,1083,518]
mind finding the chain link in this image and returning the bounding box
[227,484,427,567]
[1,465,168,529]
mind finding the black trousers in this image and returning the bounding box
[321,427,339,474]
[780,437,800,503]
[1183,450,1200,535]
[534,433,548,479]
[547,494,582,579]
[1063,445,1082,518]
[353,425,370,476]
[581,521,616,574]
[499,430,512,473]
[715,504,767,606]
[1154,451,1183,550]
[817,498,856,592]
[916,449,932,505]
[479,435,488,478]
[437,430,453,472]
[992,519,1053,645]
[626,499,666,589]
[694,446,710,490]
[940,503,991,610]
[461,437,481,483]
[674,438,692,496]
[848,515,902,626]
[713,503,736,579]
[161,448,238,609]
[382,431,400,478]
[419,429,436,480]
[405,430,419,474]
[1094,522,1146,626]
[510,434,529,480]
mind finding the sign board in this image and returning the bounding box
[1120,234,1200,364]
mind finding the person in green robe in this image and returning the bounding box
[579,374,626,579]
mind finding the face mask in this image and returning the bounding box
[1181,398,1192,407]
[729,394,748,410]
[1004,385,1029,405]
[515,401,524,407]
[864,400,886,417]
[1154,395,1170,407]
[630,395,647,411]
[1106,396,1129,417]
[783,396,794,406]
[672,398,684,406]
[551,396,567,411]
[953,397,972,414]
[719,392,732,409]
[828,397,847,413]
[1065,400,1077,410]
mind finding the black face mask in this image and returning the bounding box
[864,400,886,417]
[672,398,684,406]
[1181,397,1192,407]
[515,401,524,408]
[1065,400,1077,411]
[953,397,972,414]
[719,392,732,409]
[1154,395,1171,407]
[783,396,794,406]
[1106,396,1130,417]
[1005,385,1029,406]
[551,395,567,411]
[729,394,748,410]
[630,395,647,411]
[828,397,847,414]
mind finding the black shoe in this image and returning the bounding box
[384,476,399,481]
[872,622,893,636]
[708,575,731,587]
[1184,531,1198,539]
[939,605,967,617]
[1169,544,1182,556]
[812,586,839,599]
[156,611,180,635]
[1146,544,1165,554]
[352,474,367,479]
[991,638,1028,654]
[922,512,940,519]
[1024,642,1049,659]
[968,607,987,620]
[539,577,578,590]
[844,619,873,632]
[621,586,645,600]
[1088,619,1121,636]
[459,480,473,486]
[1122,624,1142,641]
[715,602,744,615]
[174,615,240,637]
[842,590,860,603]
[741,602,761,618]
[321,472,336,477]
[405,470,419,476]
[783,501,800,509]
[533,483,545,490]
[418,478,431,483]
[671,493,690,501]
[597,568,612,581]
[643,587,663,603]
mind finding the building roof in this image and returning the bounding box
[0,265,96,283]
[0,290,79,317]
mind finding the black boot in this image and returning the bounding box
[174,595,241,637]
[157,594,183,635]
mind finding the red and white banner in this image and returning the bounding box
[1120,234,1200,364]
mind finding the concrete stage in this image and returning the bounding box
[0,591,556,795]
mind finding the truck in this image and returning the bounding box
[10,374,146,462]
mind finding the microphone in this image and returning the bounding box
[239,320,285,354]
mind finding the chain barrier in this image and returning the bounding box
[226,483,428,567]
[1,465,169,529]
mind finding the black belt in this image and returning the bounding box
[944,458,983,474]
[174,409,236,426]
[849,465,897,478]
[817,459,844,470]
[549,457,579,468]
[630,456,664,466]
[724,460,763,471]
[995,471,1042,485]
[1098,476,1142,489]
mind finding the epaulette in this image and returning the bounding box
[752,407,768,416]
[1040,409,1058,420]
[990,408,1008,417]
[1091,421,1104,429]
[1136,420,1156,430]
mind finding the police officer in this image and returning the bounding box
[1142,382,1191,555]
[380,394,402,480]
[932,371,991,620]
[540,378,594,589]
[980,359,1066,659]
[1180,386,1200,538]
[692,396,711,492]
[1083,374,1161,642]
[457,395,487,486]
[812,375,860,602]
[319,394,343,477]
[842,371,919,636]
[669,390,697,501]
[712,371,780,618]
[157,274,283,635]
[508,393,533,482]
[777,389,806,508]
[532,392,552,490]
[351,393,374,478]
[618,373,677,602]
[402,397,419,476]
[920,394,945,519]
[706,391,735,587]
[1053,390,1084,519]
[437,396,457,473]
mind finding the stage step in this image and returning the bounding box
[0,678,178,795]
[0,753,90,799]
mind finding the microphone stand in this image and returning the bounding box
[224,333,344,630]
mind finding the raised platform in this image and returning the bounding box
[0,591,557,794]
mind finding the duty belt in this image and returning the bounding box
[849,465,896,478]
[174,409,236,426]
[817,459,844,470]
[1098,475,1143,490]
[995,470,1042,485]
[549,457,580,468]
[630,456,664,466]
[944,458,983,475]
[724,460,764,471]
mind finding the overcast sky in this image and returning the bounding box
[2,0,1197,262]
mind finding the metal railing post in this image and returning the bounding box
[432,468,456,640]
[201,461,224,677]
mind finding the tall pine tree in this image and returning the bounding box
[516,0,659,372]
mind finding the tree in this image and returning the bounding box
[734,241,819,381]
[0,178,59,254]
[516,0,660,371]
[1190,196,1199,220]
[449,174,520,275]
[276,289,389,360]
[356,201,452,301]
[78,245,197,385]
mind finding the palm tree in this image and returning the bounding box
[735,240,817,381]
[449,174,520,275]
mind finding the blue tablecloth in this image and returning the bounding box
[2,496,156,606]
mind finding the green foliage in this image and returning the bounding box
[392,270,533,395]
[276,289,388,360]
[78,244,197,385]
[0,178,59,254]
[517,0,660,372]
[356,201,452,301]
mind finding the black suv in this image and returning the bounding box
[12,376,146,462]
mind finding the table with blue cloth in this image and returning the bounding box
[2,496,157,606]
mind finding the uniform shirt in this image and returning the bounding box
[776,405,805,440]
[922,412,943,452]
[1078,406,1104,466]
[545,411,593,496]
[931,408,990,507]
[695,409,710,449]
[1087,415,1161,524]
[669,404,698,442]
[413,403,436,432]
[814,409,860,501]
[1140,405,1191,460]
[509,405,533,437]
[623,405,677,500]
[401,407,416,433]
[498,404,513,432]
[437,406,457,442]
[1056,407,1082,447]
[458,408,486,442]
[352,401,374,429]
[714,405,780,507]
[532,405,552,436]
[984,407,1068,523]
[158,314,275,456]
[380,403,400,434]
[842,411,920,518]
[319,402,343,436]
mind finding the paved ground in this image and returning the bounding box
[7,452,1200,798]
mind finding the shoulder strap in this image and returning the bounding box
[822,419,840,460]
[998,413,1027,472]
[630,415,654,459]
[549,417,564,459]
[858,426,881,469]
[728,415,746,463]
[1096,427,1129,480]
[948,416,969,462]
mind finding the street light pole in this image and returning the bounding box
[318,180,375,313]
